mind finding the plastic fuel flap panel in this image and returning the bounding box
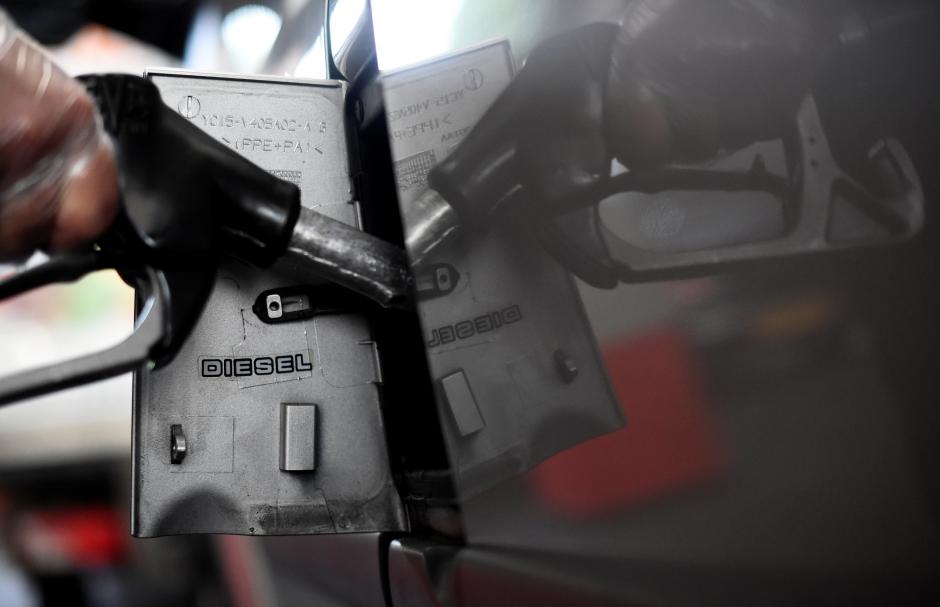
[132,71,406,537]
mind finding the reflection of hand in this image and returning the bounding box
[0,9,118,259]
[433,1,817,217]
[606,0,816,168]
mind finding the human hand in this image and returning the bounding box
[0,8,118,259]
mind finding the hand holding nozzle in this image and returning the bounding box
[0,73,412,407]
[0,16,411,307]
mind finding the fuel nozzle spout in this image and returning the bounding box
[285,207,414,309]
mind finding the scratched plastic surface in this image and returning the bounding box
[132,72,406,537]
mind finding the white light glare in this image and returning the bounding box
[371,0,462,71]
[330,0,367,52]
[221,4,283,73]
[294,35,327,79]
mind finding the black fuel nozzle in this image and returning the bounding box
[82,74,411,308]
[83,74,299,268]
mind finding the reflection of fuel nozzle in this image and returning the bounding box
[403,188,461,265]
[402,6,931,279]
[403,52,534,264]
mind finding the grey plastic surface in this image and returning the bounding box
[132,71,406,537]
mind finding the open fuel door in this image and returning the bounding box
[131,70,407,537]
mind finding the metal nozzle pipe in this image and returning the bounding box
[403,188,461,265]
[285,207,414,309]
